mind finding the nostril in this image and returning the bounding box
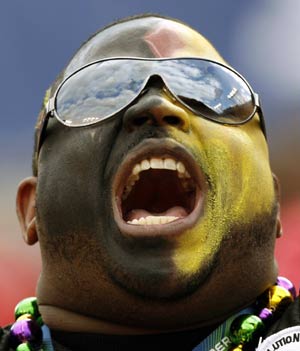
[124,94,191,132]
[132,116,149,127]
[163,116,182,126]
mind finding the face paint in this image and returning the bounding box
[144,25,186,57]
[167,112,275,278]
[144,21,224,61]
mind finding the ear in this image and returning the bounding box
[272,173,282,238]
[16,177,38,245]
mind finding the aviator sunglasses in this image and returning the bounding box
[38,57,266,153]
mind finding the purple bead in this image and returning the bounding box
[276,276,296,299]
[9,318,43,349]
[259,307,272,321]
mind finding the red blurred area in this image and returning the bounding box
[0,200,299,327]
[275,198,300,292]
[0,248,40,326]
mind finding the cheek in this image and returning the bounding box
[37,155,100,240]
[166,120,275,275]
[171,118,275,218]
[37,126,115,239]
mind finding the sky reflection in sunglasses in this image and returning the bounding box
[54,58,254,126]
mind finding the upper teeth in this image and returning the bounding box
[127,215,179,225]
[122,157,191,200]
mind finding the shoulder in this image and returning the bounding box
[266,295,300,336]
[0,325,12,351]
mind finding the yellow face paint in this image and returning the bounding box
[167,111,275,276]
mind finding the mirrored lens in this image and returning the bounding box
[56,60,146,126]
[161,59,254,123]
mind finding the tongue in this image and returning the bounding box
[126,206,188,221]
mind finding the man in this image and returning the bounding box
[1,14,299,351]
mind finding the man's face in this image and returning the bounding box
[35,17,278,327]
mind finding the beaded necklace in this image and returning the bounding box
[8,276,296,351]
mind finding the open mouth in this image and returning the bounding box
[112,140,205,237]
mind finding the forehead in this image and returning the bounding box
[65,17,225,76]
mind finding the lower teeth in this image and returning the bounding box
[127,216,179,225]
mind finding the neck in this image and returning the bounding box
[39,304,225,335]
[39,304,175,335]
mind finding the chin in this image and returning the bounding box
[103,234,218,299]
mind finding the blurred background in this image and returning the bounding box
[0,0,299,325]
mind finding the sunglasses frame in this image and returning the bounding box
[37,57,267,155]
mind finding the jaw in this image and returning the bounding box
[112,138,206,239]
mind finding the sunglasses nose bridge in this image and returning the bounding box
[141,73,169,91]
[136,73,183,110]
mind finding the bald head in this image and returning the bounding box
[65,15,224,78]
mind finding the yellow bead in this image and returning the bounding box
[16,314,33,321]
[267,286,293,311]
[228,344,243,350]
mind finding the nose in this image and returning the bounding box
[123,87,190,132]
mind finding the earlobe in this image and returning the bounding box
[16,177,38,245]
[272,173,281,199]
[276,217,283,238]
[272,173,282,238]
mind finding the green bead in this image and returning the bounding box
[14,297,40,321]
[36,316,44,326]
[230,314,265,345]
[16,343,33,351]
